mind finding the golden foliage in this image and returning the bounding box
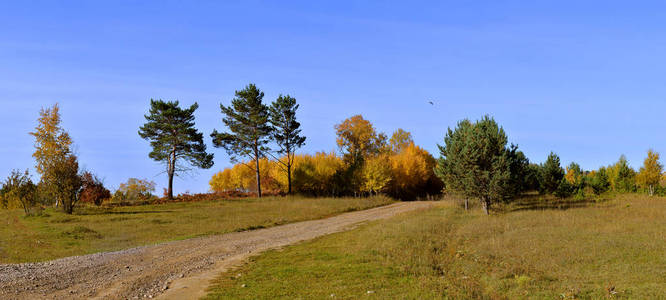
[29,103,72,177]
[210,152,344,196]
[389,128,413,154]
[636,149,663,195]
[210,158,283,194]
[292,152,344,196]
[114,178,156,202]
[387,142,438,199]
[334,115,387,164]
[564,163,583,186]
[362,154,392,194]
[211,122,441,199]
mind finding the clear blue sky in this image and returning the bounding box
[2,1,666,194]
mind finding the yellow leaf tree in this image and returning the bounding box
[564,162,584,189]
[636,149,663,196]
[209,168,235,192]
[334,115,387,165]
[335,115,387,194]
[28,103,74,208]
[362,154,392,195]
[292,152,344,196]
[389,128,413,154]
[388,142,439,200]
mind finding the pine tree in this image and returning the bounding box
[608,155,636,193]
[436,116,514,214]
[211,83,272,197]
[435,119,473,209]
[269,95,306,194]
[139,100,214,199]
[589,167,610,195]
[539,152,564,194]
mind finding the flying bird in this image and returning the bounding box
[428,101,434,105]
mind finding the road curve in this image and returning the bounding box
[0,201,434,300]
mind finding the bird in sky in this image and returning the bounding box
[428,100,434,105]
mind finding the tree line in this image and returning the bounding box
[434,115,664,214]
[2,88,665,215]
[210,118,442,200]
[0,83,310,214]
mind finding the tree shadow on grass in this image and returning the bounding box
[502,194,605,212]
[74,210,174,216]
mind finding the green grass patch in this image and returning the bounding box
[205,195,665,299]
[0,195,393,263]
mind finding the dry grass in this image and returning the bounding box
[0,196,393,263]
[205,194,665,299]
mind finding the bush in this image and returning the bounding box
[79,172,111,206]
[588,169,610,195]
[554,178,574,199]
[112,178,156,204]
[1,170,37,215]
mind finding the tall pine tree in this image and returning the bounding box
[211,83,272,197]
[139,100,214,199]
[269,95,306,194]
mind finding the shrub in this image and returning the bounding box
[554,178,574,199]
[79,172,111,206]
[113,178,156,203]
[587,168,610,195]
[0,170,37,215]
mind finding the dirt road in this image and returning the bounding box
[0,201,434,300]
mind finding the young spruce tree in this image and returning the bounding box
[211,84,272,197]
[539,152,564,194]
[139,100,214,199]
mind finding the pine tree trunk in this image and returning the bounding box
[167,150,175,200]
[255,149,262,198]
[168,171,174,199]
[287,163,292,195]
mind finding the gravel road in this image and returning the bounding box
[0,201,434,300]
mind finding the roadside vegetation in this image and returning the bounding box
[205,194,665,299]
[0,195,392,263]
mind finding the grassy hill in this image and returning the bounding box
[205,194,665,299]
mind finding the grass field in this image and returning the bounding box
[205,194,665,299]
[0,196,393,263]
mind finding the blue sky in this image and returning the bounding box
[2,1,666,194]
